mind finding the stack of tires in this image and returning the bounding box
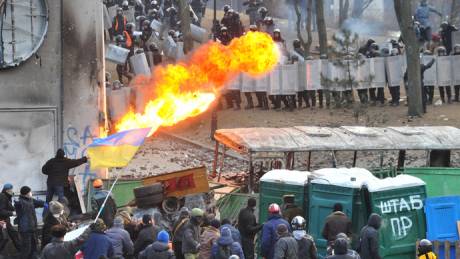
[133,183,164,208]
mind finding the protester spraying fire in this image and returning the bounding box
[115,31,280,135]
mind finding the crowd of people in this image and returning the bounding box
[0,184,440,259]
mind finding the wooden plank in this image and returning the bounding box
[445,241,451,259]
[455,241,460,259]
[434,241,441,256]
[142,166,210,198]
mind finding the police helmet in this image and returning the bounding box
[291,216,306,231]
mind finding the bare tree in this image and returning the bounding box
[294,0,313,56]
[450,0,460,24]
[394,0,423,116]
[338,0,350,27]
[316,0,328,56]
[351,0,373,18]
[178,0,193,54]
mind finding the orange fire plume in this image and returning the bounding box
[115,31,280,135]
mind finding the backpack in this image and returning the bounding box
[216,244,232,259]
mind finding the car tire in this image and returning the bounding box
[133,183,163,198]
[136,193,164,208]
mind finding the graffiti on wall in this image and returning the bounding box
[63,125,97,194]
[378,195,423,239]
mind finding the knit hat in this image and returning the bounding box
[210,219,221,229]
[49,201,64,215]
[276,224,288,235]
[191,208,204,217]
[2,183,13,191]
[157,230,170,244]
[219,227,234,246]
[113,216,124,227]
[20,186,31,196]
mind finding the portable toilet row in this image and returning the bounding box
[258,168,427,259]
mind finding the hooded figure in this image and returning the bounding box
[199,219,221,259]
[139,230,175,259]
[82,219,114,259]
[106,216,134,258]
[326,238,360,259]
[322,204,352,246]
[211,227,245,259]
[0,183,20,251]
[42,148,87,203]
[273,224,297,259]
[358,213,382,259]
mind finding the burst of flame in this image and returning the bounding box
[115,31,279,135]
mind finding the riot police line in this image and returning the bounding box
[223,54,460,95]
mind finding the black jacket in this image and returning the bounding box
[0,190,14,221]
[91,189,117,228]
[326,238,360,259]
[14,195,45,233]
[237,207,262,238]
[358,214,381,259]
[42,157,87,186]
[42,215,70,248]
[134,224,161,255]
[41,227,91,259]
[296,234,317,259]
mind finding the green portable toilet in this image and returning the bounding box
[308,168,373,257]
[259,170,310,224]
[366,174,427,259]
[403,167,460,197]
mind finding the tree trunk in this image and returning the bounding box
[178,0,193,54]
[294,0,307,57]
[306,0,313,55]
[316,0,328,56]
[394,0,423,116]
[338,0,349,27]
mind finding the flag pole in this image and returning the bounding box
[93,173,119,223]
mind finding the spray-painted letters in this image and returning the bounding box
[378,195,423,239]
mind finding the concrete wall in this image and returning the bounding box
[0,0,106,194]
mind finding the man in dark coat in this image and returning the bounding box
[440,21,458,55]
[0,183,20,252]
[91,179,117,228]
[327,237,360,259]
[358,213,382,259]
[41,224,91,259]
[403,57,435,113]
[182,208,204,258]
[237,198,262,259]
[273,224,298,259]
[322,204,352,250]
[172,207,190,259]
[42,148,87,203]
[14,186,45,259]
[42,201,71,248]
[281,195,304,225]
[139,230,175,259]
[134,214,162,255]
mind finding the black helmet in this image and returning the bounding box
[126,23,135,31]
[258,7,268,14]
[115,35,126,43]
[370,42,379,50]
[223,5,231,13]
[293,39,301,48]
[418,239,433,254]
[264,16,273,25]
[116,7,123,13]
[167,6,177,14]
[291,216,306,231]
[149,43,159,52]
[142,19,151,27]
[168,29,176,37]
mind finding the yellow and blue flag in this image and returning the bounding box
[87,128,151,170]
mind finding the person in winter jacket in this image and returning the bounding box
[327,233,360,258]
[281,195,304,225]
[91,179,117,228]
[418,239,437,259]
[0,183,20,252]
[42,201,72,248]
[134,214,162,255]
[327,237,360,259]
[106,216,134,258]
[182,208,204,259]
[139,230,175,259]
[113,7,128,36]
[358,213,382,259]
[199,219,220,259]
[119,210,139,241]
[41,224,91,259]
[220,218,241,244]
[322,204,352,248]
[273,224,297,259]
[82,218,114,259]
[211,227,245,259]
[14,186,45,259]
[237,198,262,259]
[291,216,317,259]
[261,203,290,259]
[172,207,190,259]
[42,148,87,203]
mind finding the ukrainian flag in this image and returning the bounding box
[87,128,151,170]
